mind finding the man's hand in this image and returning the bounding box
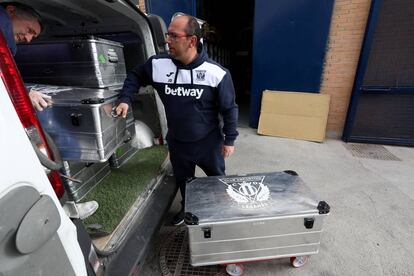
[222,145,235,159]
[115,102,129,118]
[29,90,53,111]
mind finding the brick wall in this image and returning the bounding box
[320,0,372,137]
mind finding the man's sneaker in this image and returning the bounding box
[63,200,99,220]
[172,210,185,226]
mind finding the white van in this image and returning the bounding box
[0,1,175,275]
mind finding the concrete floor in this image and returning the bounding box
[142,126,414,276]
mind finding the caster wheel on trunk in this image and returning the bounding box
[226,264,244,276]
[290,255,309,268]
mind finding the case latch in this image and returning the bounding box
[304,217,315,229]
[70,113,82,126]
[202,227,211,239]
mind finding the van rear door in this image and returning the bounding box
[0,37,87,275]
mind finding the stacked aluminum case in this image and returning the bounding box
[185,171,330,267]
[18,37,136,199]
[15,37,126,88]
[29,84,128,162]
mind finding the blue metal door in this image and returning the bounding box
[343,0,414,146]
[250,0,334,127]
[145,0,196,25]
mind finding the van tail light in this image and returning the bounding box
[0,32,64,198]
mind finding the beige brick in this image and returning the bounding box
[320,0,371,135]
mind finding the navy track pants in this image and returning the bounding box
[167,128,225,206]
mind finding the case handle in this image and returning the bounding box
[111,106,119,118]
[107,49,119,63]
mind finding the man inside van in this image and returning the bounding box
[116,14,238,225]
[0,2,52,111]
[0,2,98,220]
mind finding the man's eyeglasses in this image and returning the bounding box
[165,32,194,41]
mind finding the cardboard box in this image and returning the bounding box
[258,90,330,142]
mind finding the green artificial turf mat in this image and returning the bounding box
[82,145,168,233]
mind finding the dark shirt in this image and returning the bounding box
[0,6,16,56]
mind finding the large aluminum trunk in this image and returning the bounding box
[15,37,126,88]
[185,171,330,267]
[29,84,128,162]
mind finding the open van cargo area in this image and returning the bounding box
[7,1,174,270]
[83,145,169,251]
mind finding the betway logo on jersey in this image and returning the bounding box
[164,85,204,99]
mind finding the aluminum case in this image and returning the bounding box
[29,84,127,162]
[15,37,126,88]
[185,171,330,267]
